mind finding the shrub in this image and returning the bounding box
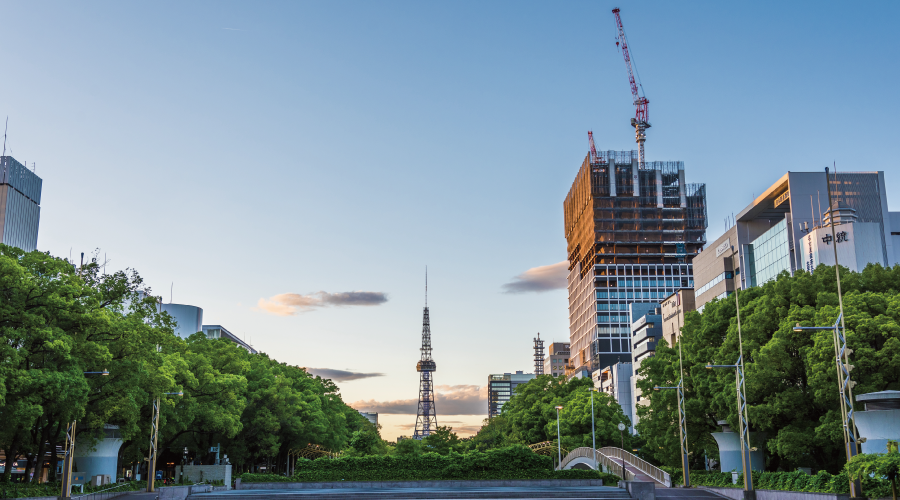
[241,446,618,483]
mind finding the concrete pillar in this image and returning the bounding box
[711,428,765,473]
[608,151,617,197]
[655,168,663,208]
[632,157,640,197]
[678,166,687,208]
[74,425,123,483]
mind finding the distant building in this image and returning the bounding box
[202,325,258,354]
[660,289,695,347]
[160,303,203,338]
[488,371,535,418]
[630,304,661,430]
[593,362,633,432]
[543,342,570,378]
[692,171,897,311]
[357,411,378,427]
[0,156,42,251]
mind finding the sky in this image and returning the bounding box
[2,1,899,442]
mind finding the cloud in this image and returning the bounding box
[501,261,569,293]
[305,368,384,382]
[256,291,388,316]
[351,385,487,415]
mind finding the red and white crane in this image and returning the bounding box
[612,7,650,166]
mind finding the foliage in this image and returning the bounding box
[0,245,367,482]
[472,375,632,453]
[240,446,613,482]
[635,264,900,473]
[422,426,460,455]
[344,423,389,457]
[846,448,900,500]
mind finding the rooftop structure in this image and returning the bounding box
[202,325,258,354]
[564,149,706,373]
[0,156,42,251]
[533,334,545,375]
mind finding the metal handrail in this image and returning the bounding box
[558,447,634,481]
[599,446,671,487]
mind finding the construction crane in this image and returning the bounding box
[612,7,650,166]
[587,131,598,162]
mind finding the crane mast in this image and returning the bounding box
[588,131,598,162]
[612,7,650,166]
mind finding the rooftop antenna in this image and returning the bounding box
[2,117,7,157]
[170,283,173,304]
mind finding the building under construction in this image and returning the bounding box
[564,150,707,373]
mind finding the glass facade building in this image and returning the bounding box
[487,371,535,418]
[747,219,791,287]
[0,156,42,251]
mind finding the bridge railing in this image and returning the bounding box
[599,446,671,487]
[558,447,635,481]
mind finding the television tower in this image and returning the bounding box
[413,271,437,439]
[534,333,545,375]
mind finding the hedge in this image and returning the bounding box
[683,469,890,497]
[241,446,620,483]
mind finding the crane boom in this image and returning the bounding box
[588,131,598,161]
[612,7,650,166]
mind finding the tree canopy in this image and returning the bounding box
[0,244,367,482]
[635,263,900,473]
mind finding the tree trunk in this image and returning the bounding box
[1,431,23,484]
[47,420,63,483]
[31,422,52,484]
[891,476,896,500]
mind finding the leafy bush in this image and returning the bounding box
[241,446,615,483]
[689,468,891,496]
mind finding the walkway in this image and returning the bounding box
[558,447,671,487]
[188,486,630,499]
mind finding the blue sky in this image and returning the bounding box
[2,1,898,440]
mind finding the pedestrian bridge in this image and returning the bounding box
[558,447,671,488]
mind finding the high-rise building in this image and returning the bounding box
[487,371,535,418]
[592,362,633,431]
[692,171,898,311]
[0,156,42,251]
[564,150,707,373]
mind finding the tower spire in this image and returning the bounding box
[414,270,437,439]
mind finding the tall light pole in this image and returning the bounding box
[707,245,754,496]
[555,405,563,469]
[148,392,183,493]
[617,422,627,478]
[654,341,690,487]
[590,389,598,470]
[60,371,109,500]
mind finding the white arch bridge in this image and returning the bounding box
[558,447,671,488]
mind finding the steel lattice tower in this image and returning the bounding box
[534,333,544,375]
[413,274,437,439]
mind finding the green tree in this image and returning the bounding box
[636,263,900,473]
[422,426,460,455]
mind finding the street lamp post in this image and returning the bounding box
[707,245,754,497]
[654,342,691,487]
[555,405,563,469]
[590,389,597,470]
[789,166,861,498]
[617,422,626,479]
[148,392,183,493]
[60,371,109,500]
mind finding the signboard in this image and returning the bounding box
[716,239,731,257]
